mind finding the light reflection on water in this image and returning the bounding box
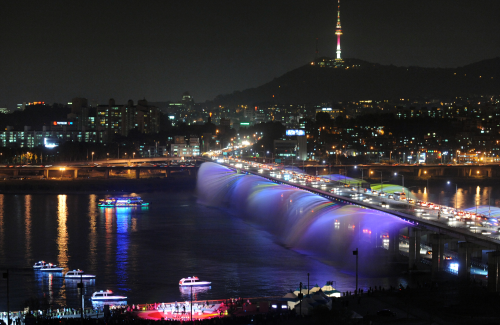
[89,194,98,271]
[25,195,32,262]
[56,195,68,306]
[179,286,211,301]
[116,208,131,292]
[57,195,69,268]
[6,182,496,311]
[410,185,496,210]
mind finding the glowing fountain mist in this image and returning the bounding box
[197,163,413,274]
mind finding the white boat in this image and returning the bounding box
[65,269,96,279]
[91,290,127,301]
[179,277,211,287]
[33,261,47,269]
[40,263,64,272]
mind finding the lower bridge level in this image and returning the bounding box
[0,166,199,180]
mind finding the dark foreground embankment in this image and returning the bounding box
[0,177,197,194]
[19,278,500,325]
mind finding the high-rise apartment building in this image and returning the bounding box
[96,98,160,142]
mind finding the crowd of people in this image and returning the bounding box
[2,306,305,325]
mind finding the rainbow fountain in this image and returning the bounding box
[197,162,413,274]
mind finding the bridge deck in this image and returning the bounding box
[237,167,500,250]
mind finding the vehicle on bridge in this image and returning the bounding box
[393,192,406,201]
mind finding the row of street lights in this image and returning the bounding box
[89,151,137,164]
[305,164,490,214]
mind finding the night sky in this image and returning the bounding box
[1,0,499,109]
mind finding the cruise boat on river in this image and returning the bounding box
[33,261,47,269]
[98,197,149,207]
[91,290,127,301]
[65,269,96,279]
[40,263,64,272]
[179,277,211,286]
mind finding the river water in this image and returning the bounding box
[0,180,497,311]
[408,184,498,212]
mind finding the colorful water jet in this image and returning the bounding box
[321,174,363,184]
[197,163,413,273]
[465,205,500,218]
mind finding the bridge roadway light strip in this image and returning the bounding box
[216,161,500,250]
[219,161,418,225]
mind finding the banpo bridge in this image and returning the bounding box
[3,157,500,292]
[197,161,500,293]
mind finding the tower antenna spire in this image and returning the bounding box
[335,0,343,66]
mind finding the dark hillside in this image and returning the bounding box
[211,57,500,105]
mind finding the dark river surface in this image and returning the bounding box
[0,181,497,311]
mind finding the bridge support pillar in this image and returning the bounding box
[104,169,109,179]
[408,227,421,269]
[44,169,49,179]
[13,170,19,176]
[135,169,140,179]
[388,229,399,259]
[487,251,500,292]
[73,169,78,179]
[373,231,381,248]
[448,241,458,251]
[430,234,444,279]
[166,168,170,177]
[458,242,472,281]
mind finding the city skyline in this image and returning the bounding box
[1,0,499,109]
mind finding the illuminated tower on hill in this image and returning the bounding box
[335,0,344,66]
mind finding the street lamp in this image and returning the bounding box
[489,190,491,218]
[356,165,363,184]
[395,172,409,210]
[475,186,479,217]
[92,151,94,164]
[447,181,458,210]
[371,170,384,193]
[133,152,136,159]
[395,172,404,196]
[394,172,404,189]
